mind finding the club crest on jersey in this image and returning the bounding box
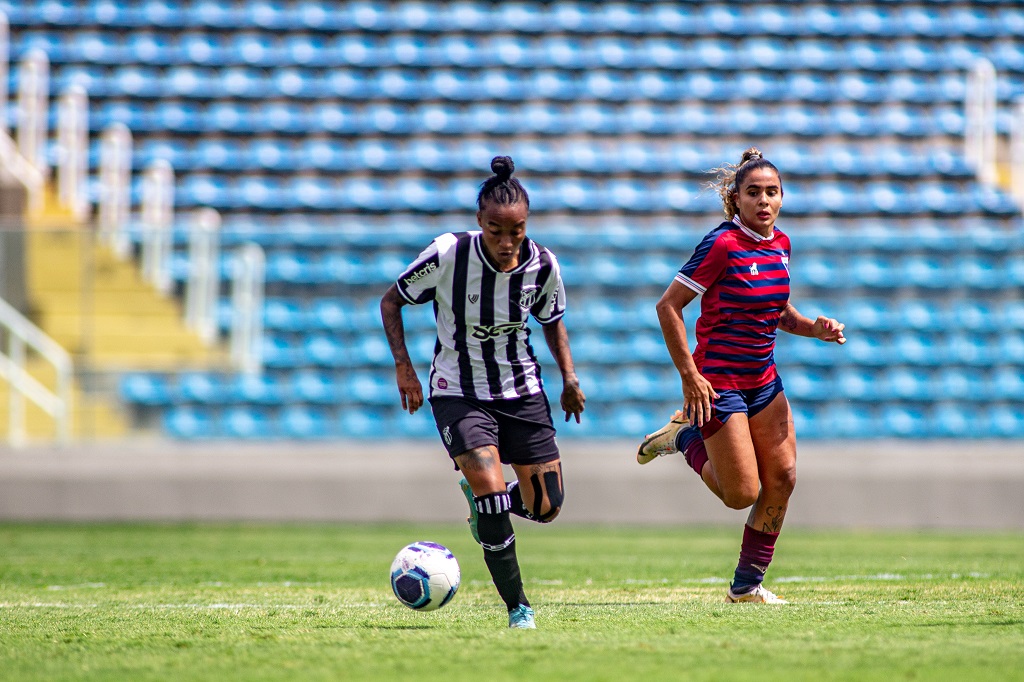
[518,285,542,310]
[468,294,480,304]
[749,262,759,276]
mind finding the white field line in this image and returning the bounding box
[0,602,389,609]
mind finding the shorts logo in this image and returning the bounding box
[749,262,759,276]
[437,377,448,389]
[442,425,452,445]
[471,322,526,340]
[518,285,541,310]
[468,294,479,304]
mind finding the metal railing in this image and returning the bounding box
[230,243,266,376]
[964,58,997,186]
[0,296,72,445]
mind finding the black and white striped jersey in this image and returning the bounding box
[396,231,567,401]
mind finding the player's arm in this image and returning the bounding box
[656,281,719,427]
[779,303,846,344]
[380,284,424,414]
[541,320,585,423]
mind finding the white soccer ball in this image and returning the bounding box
[389,541,461,611]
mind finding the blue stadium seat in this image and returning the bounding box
[899,299,948,332]
[226,373,289,405]
[883,406,929,438]
[164,407,217,439]
[783,367,832,401]
[120,373,173,406]
[929,403,973,438]
[338,407,388,438]
[262,335,303,369]
[887,367,934,401]
[303,334,348,368]
[280,406,332,439]
[821,403,878,439]
[832,367,878,401]
[178,372,224,404]
[289,369,341,404]
[221,406,276,439]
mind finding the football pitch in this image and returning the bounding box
[1,523,1021,681]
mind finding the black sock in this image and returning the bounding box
[505,481,534,520]
[475,492,529,611]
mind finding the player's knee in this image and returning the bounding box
[721,484,759,510]
[525,469,564,523]
[769,466,797,500]
[536,505,561,523]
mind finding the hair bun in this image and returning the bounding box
[741,147,763,164]
[490,155,515,180]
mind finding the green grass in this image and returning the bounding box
[1,523,1022,681]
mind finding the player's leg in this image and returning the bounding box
[509,459,563,522]
[455,445,532,623]
[432,397,533,625]
[727,385,795,604]
[700,414,760,509]
[497,392,563,525]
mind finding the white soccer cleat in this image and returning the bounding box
[636,410,688,465]
[726,585,788,604]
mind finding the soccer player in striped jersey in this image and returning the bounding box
[380,156,586,628]
[636,147,846,604]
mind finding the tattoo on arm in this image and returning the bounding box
[779,306,799,331]
[381,287,412,364]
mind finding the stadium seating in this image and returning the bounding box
[7,0,1024,439]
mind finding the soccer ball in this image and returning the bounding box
[389,541,461,611]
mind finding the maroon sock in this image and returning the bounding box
[678,430,709,478]
[731,524,779,593]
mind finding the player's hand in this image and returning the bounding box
[681,371,719,428]
[395,361,423,414]
[813,316,846,345]
[561,378,585,423]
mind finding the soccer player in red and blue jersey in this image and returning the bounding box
[637,147,846,604]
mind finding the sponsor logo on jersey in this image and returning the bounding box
[471,321,527,340]
[403,261,437,286]
[519,285,541,309]
[437,377,448,390]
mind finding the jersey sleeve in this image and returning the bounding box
[531,252,567,325]
[395,238,444,305]
[675,231,728,294]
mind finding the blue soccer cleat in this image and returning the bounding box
[458,478,481,544]
[508,604,536,629]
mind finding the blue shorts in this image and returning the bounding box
[700,375,785,440]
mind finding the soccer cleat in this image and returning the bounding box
[508,604,536,629]
[459,478,481,544]
[726,585,788,604]
[637,410,689,464]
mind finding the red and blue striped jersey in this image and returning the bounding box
[675,219,791,390]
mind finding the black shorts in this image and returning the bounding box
[429,393,560,468]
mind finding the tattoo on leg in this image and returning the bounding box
[763,505,786,533]
[459,447,498,472]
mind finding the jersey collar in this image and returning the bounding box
[472,232,535,274]
[732,215,774,241]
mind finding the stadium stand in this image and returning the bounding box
[4,0,1023,439]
